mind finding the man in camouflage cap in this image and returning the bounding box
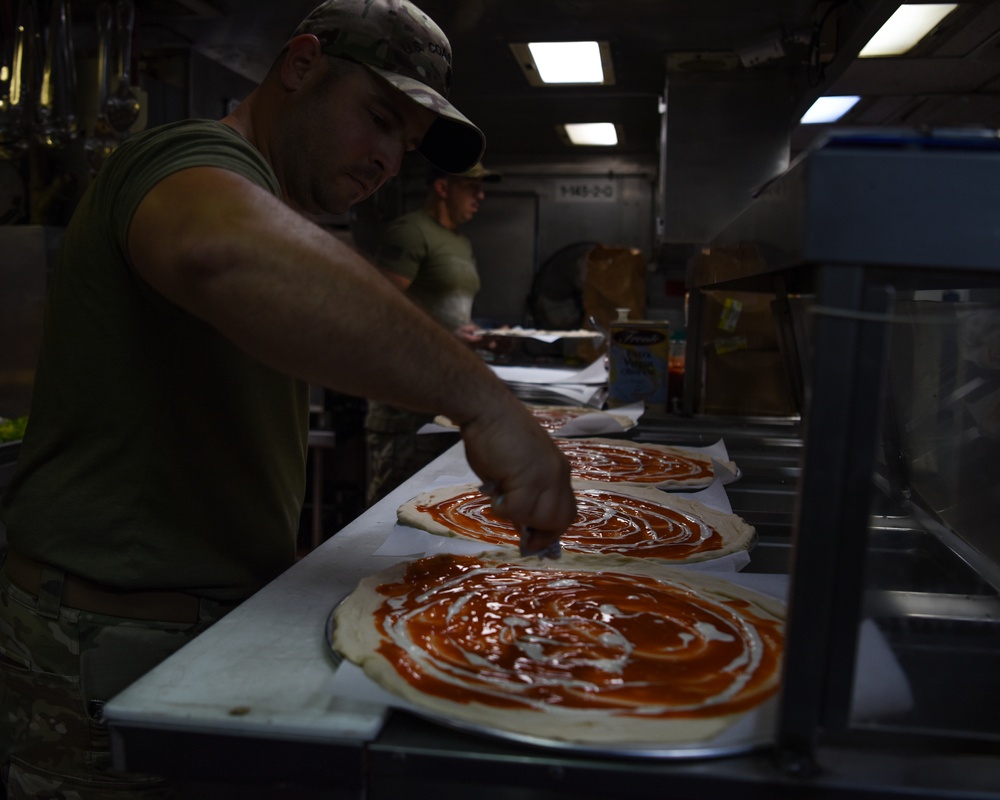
[0,0,574,796]
[294,0,485,173]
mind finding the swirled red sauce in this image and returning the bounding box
[529,406,594,431]
[416,487,723,560]
[374,554,783,716]
[555,439,713,484]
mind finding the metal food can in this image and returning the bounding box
[607,320,671,412]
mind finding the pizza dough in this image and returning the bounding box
[554,437,735,489]
[397,480,755,564]
[332,551,784,745]
[434,404,637,434]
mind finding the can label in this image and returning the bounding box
[607,321,670,411]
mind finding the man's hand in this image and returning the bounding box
[460,395,576,549]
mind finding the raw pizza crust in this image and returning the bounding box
[434,404,637,434]
[554,437,736,489]
[332,550,784,745]
[397,479,755,564]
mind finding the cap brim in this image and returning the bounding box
[461,164,501,181]
[367,65,485,174]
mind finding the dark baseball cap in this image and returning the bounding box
[294,0,485,173]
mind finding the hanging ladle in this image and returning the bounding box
[0,0,35,155]
[103,0,139,132]
[37,0,79,148]
[84,3,116,173]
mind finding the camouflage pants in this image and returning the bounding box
[0,562,229,799]
[365,408,457,507]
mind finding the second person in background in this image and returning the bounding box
[366,163,501,505]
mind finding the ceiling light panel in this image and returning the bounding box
[800,96,861,124]
[859,4,958,57]
[563,123,619,146]
[510,41,616,87]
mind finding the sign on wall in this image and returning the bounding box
[554,179,618,203]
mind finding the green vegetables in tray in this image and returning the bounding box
[0,416,28,443]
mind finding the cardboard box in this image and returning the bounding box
[699,290,798,416]
[701,289,780,348]
[702,349,798,416]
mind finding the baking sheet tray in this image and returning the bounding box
[324,599,778,760]
[324,562,913,760]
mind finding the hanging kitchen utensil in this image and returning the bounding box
[1,0,40,156]
[104,0,139,133]
[37,0,79,148]
[0,13,15,151]
[85,3,116,173]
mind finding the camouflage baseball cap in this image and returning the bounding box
[295,0,485,173]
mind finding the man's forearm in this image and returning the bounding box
[129,167,503,425]
[129,166,575,537]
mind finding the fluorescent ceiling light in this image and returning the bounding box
[564,123,618,146]
[510,41,616,87]
[800,96,861,124]
[859,4,958,57]
[527,41,604,83]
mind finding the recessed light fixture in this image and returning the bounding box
[800,95,861,124]
[563,123,619,146]
[510,41,616,87]
[859,3,958,57]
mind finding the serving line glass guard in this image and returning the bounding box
[691,131,1000,782]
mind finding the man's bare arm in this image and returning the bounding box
[128,166,574,539]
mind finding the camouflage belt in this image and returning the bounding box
[2,549,206,623]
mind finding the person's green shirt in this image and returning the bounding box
[1,120,309,601]
[376,208,480,331]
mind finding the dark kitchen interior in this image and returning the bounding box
[2,1,999,798]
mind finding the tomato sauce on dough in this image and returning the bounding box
[554,439,713,484]
[415,487,723,560]
[374,554,783,717]
[529,406,591,431]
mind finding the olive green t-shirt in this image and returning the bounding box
[375,209,480,331]
[366,209,480,433]
[0,120,309,600]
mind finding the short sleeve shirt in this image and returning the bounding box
[375,209,480,331]
[0,120,309,600]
